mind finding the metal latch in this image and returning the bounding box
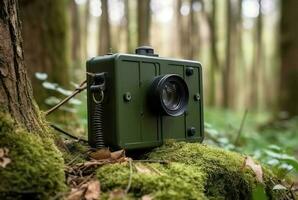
[89,72,107,104]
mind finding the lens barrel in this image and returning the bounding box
[148,74,189,116]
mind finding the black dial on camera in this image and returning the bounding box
[148,74,189,116]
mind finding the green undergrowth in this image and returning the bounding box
[97,141,281,200]
[0,112,66,200]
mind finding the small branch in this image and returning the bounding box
[234,109,248,146]
[125,159,133,194]
[50,124,88,143]
[45,80,87,116]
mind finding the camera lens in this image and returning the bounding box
[161,81,181,110]
[149,74,189,116]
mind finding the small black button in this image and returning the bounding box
[187,127,196,137]
[186,67,194,76]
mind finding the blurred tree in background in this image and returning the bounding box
[280,0,298,117]
[18,0,298,118]
[20,0,70,109]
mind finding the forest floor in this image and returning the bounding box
[58,107,298,200]
[1,108,298,199]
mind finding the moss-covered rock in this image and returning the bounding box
[0,112,66,200]
[96,141,280,200]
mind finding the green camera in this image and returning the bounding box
[87,47,204,150]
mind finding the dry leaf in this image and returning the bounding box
[89,148,111,160]
[85,180,100,200]
[0,148,4,157]
[0,147,11,168]
[243,156,263,183]
[108,189,126,200]
[135,163,153,174]
[0,157,11,168]
[66,188,84,200]
[110,149,125,160]
[142,195,153,200]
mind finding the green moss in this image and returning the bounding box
[97,162,207,200]
[97,141,280,200]
[0,113,66,200]
[61,141,89,164]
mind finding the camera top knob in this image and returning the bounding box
[135,46,158,57]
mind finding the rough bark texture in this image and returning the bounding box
[0,0,44,132]
[19,0,70,109]
[98,0,111,55]
[137,0,151,46]
[280,0,298,117]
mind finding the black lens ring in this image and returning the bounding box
[149,74,189,116]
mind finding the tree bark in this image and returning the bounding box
[0,0,44,132]
[19,0,70,109]
[137,0,151,46]
[98,0,111,55]
[280,0,298,117]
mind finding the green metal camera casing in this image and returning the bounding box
[87,52,204,150]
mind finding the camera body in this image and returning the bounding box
[87,47,204,150]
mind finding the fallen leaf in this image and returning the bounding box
[243,156,263,183]
[135,163,153,174]
[108,189,126,199]
[142,195,153,200]
[85,180,100,200]
[0,147,11,168]
[273,184,287,190]
[0,157,11,168]
[110,149,125,160]
[0,148,4,157]
[66,188,84,200]
[89,148,111,160]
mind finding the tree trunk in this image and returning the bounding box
[188,0,200,60]
[124,0,132,53]
[70,0,82,80]
[137,0,151,46]
[98,0,111,55]
[19,0,70,109]
[280,0,298,117]
[0,0,44,131]
[83,0,90,59]
[207,0,219,106]
[250,0,263,110]
[222,0,237,108]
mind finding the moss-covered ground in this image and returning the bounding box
[0,112,66,200]
[96,141,281,200]
[0,111,285,200]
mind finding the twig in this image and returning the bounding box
[125,159,133,194]
[234,109,248,146]
[50,124,88,143]
[45,80,87,116]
